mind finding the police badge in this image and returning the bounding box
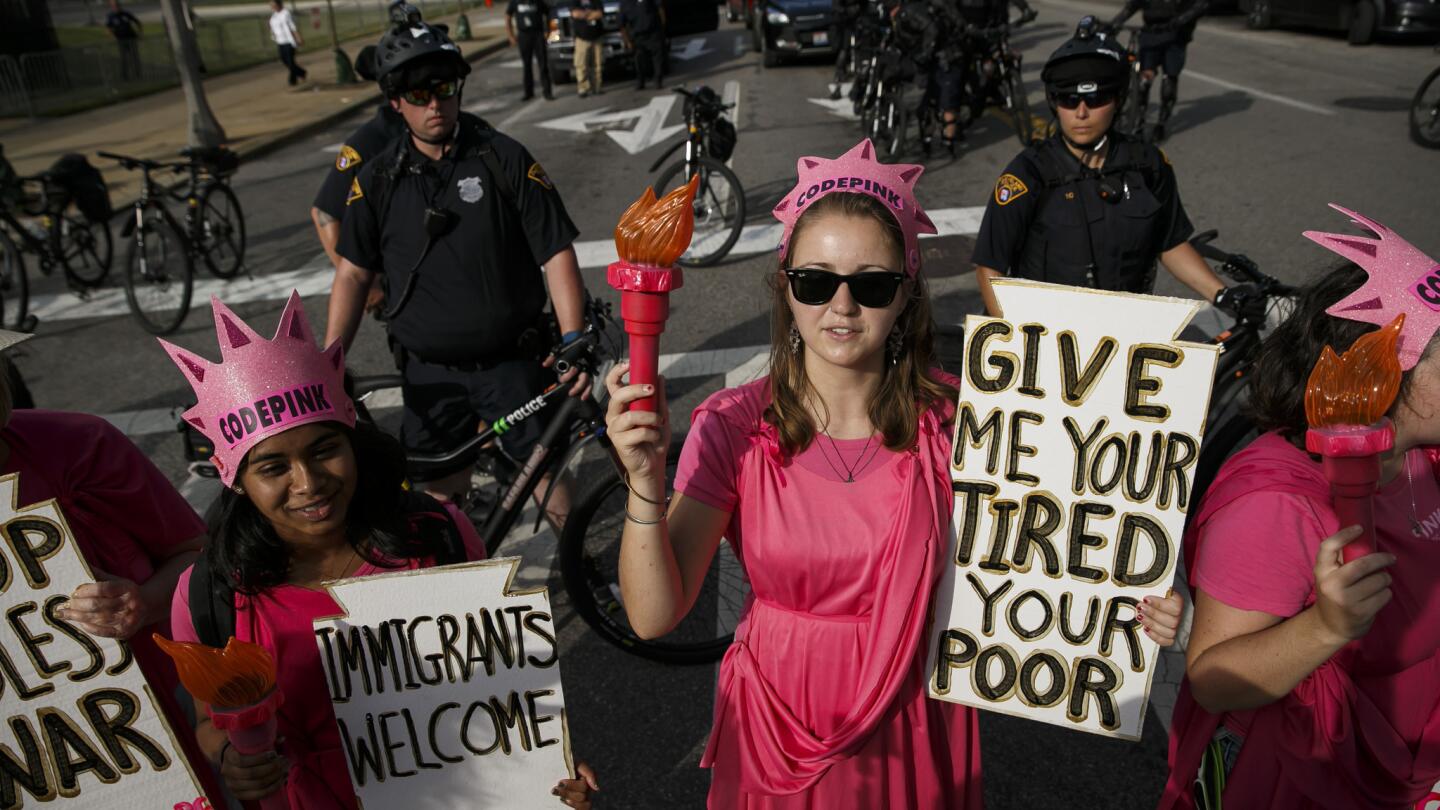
[457,176,484,204]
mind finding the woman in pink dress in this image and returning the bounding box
[605,140,1185,808]
[1159,207,1440,810]
[161,293,598,809]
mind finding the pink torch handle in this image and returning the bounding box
[1321,454,1379,563]
[1306,422,1392,564]
[211,693,290,810]
[609,262,682,413]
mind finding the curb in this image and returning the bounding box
[234,36,510,166]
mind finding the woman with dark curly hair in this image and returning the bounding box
[1159,206,1440,810]
[163,293,598,809]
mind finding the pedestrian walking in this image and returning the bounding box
[268,0,309,86]
[570,0,606,97]
[105,0,143,81]
[508,0,555,100]
[619,0,665,90]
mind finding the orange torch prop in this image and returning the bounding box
[607,176,699,411]
[1304,314,1405,563]
[155,635,290,810]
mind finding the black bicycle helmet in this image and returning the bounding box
[375,2,470,97]
[1040,16,1128,93]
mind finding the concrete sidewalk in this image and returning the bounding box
[0,9,507,207]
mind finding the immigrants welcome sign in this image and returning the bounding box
[925,280,1218,740]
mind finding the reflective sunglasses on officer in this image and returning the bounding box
[785,268,907,308]
[1050,81,1117,110]
[400,78,464,106]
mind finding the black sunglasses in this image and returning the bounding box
[401,79,463,106]
[1051,88,1118,110]
[785,268,907,308]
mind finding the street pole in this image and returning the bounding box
[328,0,357,82]
[157,0,226,148]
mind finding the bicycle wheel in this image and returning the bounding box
[198,182,246,279]
[1410,66,1440,150]
[654,156,746,267]
[58,214,113,288]
[559,444,749,665]
[0,228,30,332]
[885,94,908,158]
[1005,64,1034,145]
[124,209,194,335]
[1118,69,1147,138]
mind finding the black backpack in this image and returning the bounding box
[187,491,471,648]
[45,153,112,222]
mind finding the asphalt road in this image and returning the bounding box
[12,4,1440,808]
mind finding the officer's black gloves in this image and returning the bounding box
[1213,283,1266,322]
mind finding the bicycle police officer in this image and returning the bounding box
[325,4,588,527]
[950,0,1036,141]
[972,18,1258,321]
[311,44,408,314]
[1107,0,1208,141]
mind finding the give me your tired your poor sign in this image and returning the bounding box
[926,279,1218,740]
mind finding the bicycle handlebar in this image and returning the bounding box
[1188,230,1295,296]
[671,86,736,111]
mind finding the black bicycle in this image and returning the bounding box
[648,87,746,268]
[100,147,246,335]
[1185,230,1297,516]
[0,166,114,331]
[958,19,1036,146]
[1410,47,1440,149]
[350,300,749,664]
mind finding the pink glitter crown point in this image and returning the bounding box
[159,291,356,486]
[772,139,936,276]
[1304,203,1440,371]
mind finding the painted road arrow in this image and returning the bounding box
[809,82,859,120]
[536,95,683,154]
[670,37,714,61]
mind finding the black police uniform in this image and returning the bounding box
[1110,0,1207,76]
[972,132,1193,293]
[336,112,580,477]
[619,0,665,89]
[508,0,553,98]
[312,105,408,222]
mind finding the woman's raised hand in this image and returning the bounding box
[1313,525,1396,644]
[604,362,671,494]
[219,744,290,800]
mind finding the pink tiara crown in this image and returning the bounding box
[1303,203,1440,371]
[160,291,355,486]
[773,139,936,276]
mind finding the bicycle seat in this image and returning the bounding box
[181,146,241,173]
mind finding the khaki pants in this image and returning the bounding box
[573,37,603,95]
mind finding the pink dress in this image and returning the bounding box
[170,505,484,810]
[2,409,223,802]
[676,375,982,809]
[1159,432,1440,809]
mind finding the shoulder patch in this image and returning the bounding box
[346,177,364,206]
[994,173,1029,206]
[527,161,554,190]
[336,145,362,172]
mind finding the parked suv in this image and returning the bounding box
[547,0,719,85]
[750,0,835,68]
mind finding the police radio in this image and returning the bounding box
[424,206,452,238]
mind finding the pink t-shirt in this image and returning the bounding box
[1195,448,1440,618]
[170,504,484,810]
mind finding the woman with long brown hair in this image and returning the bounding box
[605,140,1184,807]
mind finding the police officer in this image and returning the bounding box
[1107,0,1207,141]
[972,18,1258,321]
[326,5,589,525]
[619,0,666,90]
[311,44,408,313]
[951,0,1036,132]
[507,0,555,100]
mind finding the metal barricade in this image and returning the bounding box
[0,55,31,119]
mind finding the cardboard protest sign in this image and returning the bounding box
[0,473,209,809]
[925,280,1218,740]
[313,556,572,809]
